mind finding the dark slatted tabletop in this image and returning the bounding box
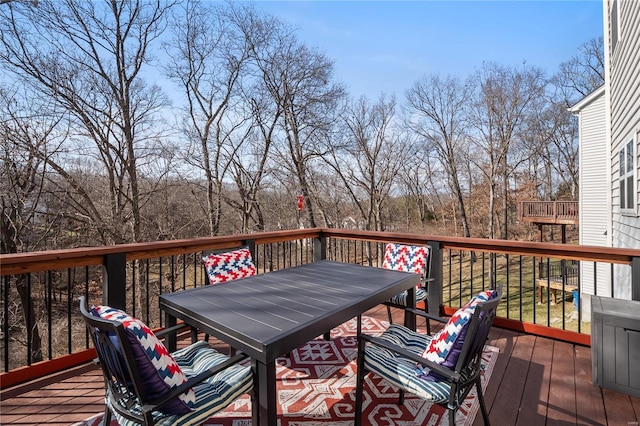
[159,260,419,363]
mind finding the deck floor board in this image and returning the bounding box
[491,333,535,425]
[547,340,578,425]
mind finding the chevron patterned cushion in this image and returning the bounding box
[90,305,196,414]
[202,247,257,285]
[387,286,428,305]
[107,341,253,426]
[382,243,428,276]
[420,290,497,375]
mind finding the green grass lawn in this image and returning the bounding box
[442,252,591,335]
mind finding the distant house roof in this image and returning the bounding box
[568,85,605,114]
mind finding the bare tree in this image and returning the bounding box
[324,95,410,231]
[406,74,473,237]
[164,0,262,235]
[0,0,173,244]
[222,5,287,233]
[253,29,346,228]
[540,36,605,200]
[0,0,38,5]
[553,37,605,106]
[397,147,433,231]
[469,62,546,240]
[0,85,64,362]
[528,102,580,199]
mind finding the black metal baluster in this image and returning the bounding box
[47,270,53,360]
[67,268,72,356]
[3,275,9,372]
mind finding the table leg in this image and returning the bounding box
[404,286,417,331]
[253,359,277,426]
[164,312,177,352]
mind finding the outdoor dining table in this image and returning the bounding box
[159,259,419,426]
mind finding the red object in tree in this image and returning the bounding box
[297,195,304,211]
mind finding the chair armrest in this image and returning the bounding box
[141,351,250,413]
[404,307,448,324]
[360,333,461,382]
[155,322,191,340]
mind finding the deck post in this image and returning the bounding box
[243,239,257,260]
[313,234,327,261]
[632,256,640,301]
[427,240,443,315]
[538,224,543,242]
[103,252,127,310]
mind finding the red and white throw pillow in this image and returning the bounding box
[382,243,428,277]
[91,305,196,414]
[202,247,257,285]
[420,290,496,369]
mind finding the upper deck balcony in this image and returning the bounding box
[518,201,579,225]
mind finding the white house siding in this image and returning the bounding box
[572,87,611,316]
[607,0,640,299]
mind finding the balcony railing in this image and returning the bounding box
[517,201,579,224]
[2,227,640,389]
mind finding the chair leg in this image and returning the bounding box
[476,378,491,425]
[448,407,457,426]
[354,337,367,426]
[386,305,393,324]
[103,406,112,425]
[251,388,259,425]
[424,302,431,335]
[398,389,404,405]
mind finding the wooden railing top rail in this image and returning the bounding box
[320,228,636,264]
[519,200,578,207]
[0,229,324,275]
[2,227,638,276]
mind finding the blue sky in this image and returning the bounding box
[250,0,604,99]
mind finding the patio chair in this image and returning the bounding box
[381,242,432,331]
[79,296,255,426]
[354,285,503,426]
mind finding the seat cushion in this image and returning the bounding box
[91,305,196,414]
[202,247,257,285]
[420,289,497,370]
[109,341,253,426]
[364,324,450,403]
[387,286,428,306]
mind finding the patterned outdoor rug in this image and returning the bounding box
[75,316,499,426]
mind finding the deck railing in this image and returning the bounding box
[2,228,640,388]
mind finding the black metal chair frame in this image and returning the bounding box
[79,296,255,425]
[382,243,434,334]
[355,286,503,426]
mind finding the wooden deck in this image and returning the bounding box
[517,201,579,225]
[1,305,639,425]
